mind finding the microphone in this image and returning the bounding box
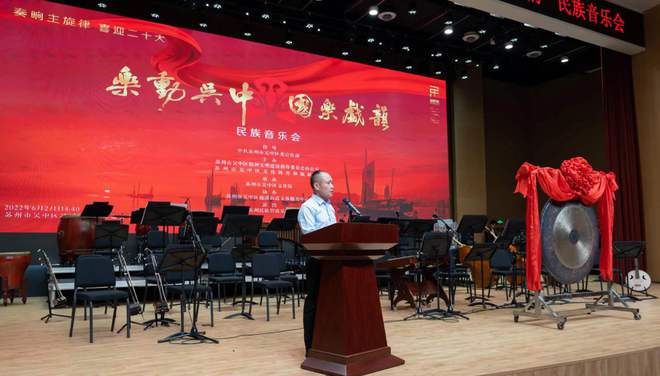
[342,198,361,216]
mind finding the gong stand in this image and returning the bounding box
[514,283,641,330]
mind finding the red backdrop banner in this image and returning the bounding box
[0,0,449,232]
[514,157,617,291]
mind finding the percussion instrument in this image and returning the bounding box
[0,251,32,305]
[56,215,100,264]
[541,200,598,284]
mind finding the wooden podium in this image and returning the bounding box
[300,223,404,376]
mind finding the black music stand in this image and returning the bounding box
[495,219,526,308]
[219,205,250,223]
[94,221,129,250]
[613,241,655,301]
[456,215,489,244]
[141,202,187,248]
[221,214,263,320]
[157,218,217,344]
[404,232,455,320]
[181,211,219,239]
[284,208,299,220]
[464,243,498,309]
[81,201,113,217]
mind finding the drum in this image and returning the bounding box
[56,215,100,264]
[0,251,32,305]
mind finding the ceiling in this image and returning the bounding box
[52,0,618,85]
[608,0,660,12]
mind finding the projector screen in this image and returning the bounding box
[0,0,449,233]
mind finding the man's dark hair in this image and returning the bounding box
[310,170,323,189]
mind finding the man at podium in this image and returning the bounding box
[298,170,336,351]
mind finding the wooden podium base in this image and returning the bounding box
[302,347,404,376]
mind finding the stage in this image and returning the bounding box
[0,283,658,376]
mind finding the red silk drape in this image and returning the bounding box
[514,157,618,291]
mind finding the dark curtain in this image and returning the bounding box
[601,48,646,269]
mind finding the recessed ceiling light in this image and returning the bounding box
[199,22,208,28]
[341,51,349,56]
[375,58,382,63]
[261,13,270,19]
[213,3,221,9]
[504,42,514,50]
[540,44,548,49]
[378,11,397,21]
[560,56,569,63]
[305,23,314,29]
[282,20,287,24]
[285,40,293,45]
[150,13,159,18]
[493,64,500,70]
[478,29,486,34]
[405,65,413,70]
[97,2,107,8]
[465,59,472,64]
[435,70,442,75]
[245,11,250,16]
[461,74,468,80]
[316,28,321,32]
[445,20,453,25]
[243,31,252,37]
[402,46,410,51]
[367,37,375,43]
[409,9,417,15]
[368,6,379,16]
[443,26,454,35]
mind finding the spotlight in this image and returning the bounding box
[285,40,293,45]
[375,58,382,63]
[150,13,159,18]
[560,56,569,63]
[478,29,486,34]
[492,64,500,70]
[316,28,321,32]
[261,13,270,19]
[243,31,252,37]
[402,46,410,51]
[435,70,442,75]
[282,20,287,24]
[245,11,250,16]
[213,3,221,9]
[97,2,107,8]
[199,22,208,28]
[368,5,379,16]
[341,51,349,56]
[445,20,453,25]
[367,37,375,43]
[408,1,417,15]
[540,44,548,49]
[461,73,469,80]
[305,23,314,29]
[465,59,472,64]
[405,65,413,70]
[443,26,454,35]
[504,42,514,50]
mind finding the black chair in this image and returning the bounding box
[68,255,130,343]
[249,253,296,321]
[257,231,281,253]
[207,252,242,311]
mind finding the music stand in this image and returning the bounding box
[182,211,219,238]
[284,208,299,220]
[81,201,113,217]
[94,221,129,250]
[221,214,263,320]
[219,205,250,223]
[141,202,187,248]
[456,215,489,244]
[613,241,654,300]
[464,243,498,309]
[157,219,217,344]
[496,219,526,308]
[404,231,448,320]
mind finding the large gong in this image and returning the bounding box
[540,200,599,285]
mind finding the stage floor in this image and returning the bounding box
[1,284,659,376]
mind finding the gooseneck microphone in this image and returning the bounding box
[342,198,361,216]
